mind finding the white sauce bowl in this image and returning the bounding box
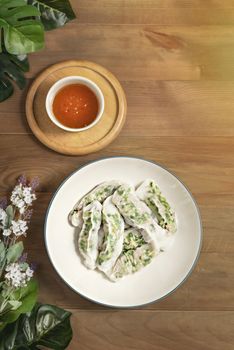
[46,76,105,132]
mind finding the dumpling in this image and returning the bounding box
[107,229,155,281]
[78,201,102,270]
[97,196,124,274]
[136,179,177,233]
[112,184,152,227]
[112,184,171,251]
[69,181,122,227]
[112,184,157,244]
[109,245,155,281]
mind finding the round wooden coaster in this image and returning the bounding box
[25,60,127,155]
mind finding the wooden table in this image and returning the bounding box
[1,1,234,349]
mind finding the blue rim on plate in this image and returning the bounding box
[44,156,203,309]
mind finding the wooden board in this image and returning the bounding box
[68,310,234,350]
[25,60,127,155]
[1,0,234,349]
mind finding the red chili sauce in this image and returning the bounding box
[52,84,99,128]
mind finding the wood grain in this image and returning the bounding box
[0,0,234,348]
[0,135,233,195]
[27,24,234,81]
[68,310,234,350]
[76,6,234,25]
[78,0,234,7]
[73,310,234,350]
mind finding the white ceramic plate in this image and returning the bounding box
[45,157,202,308]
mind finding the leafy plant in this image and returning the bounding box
[0,177,73,348]
[0,279,38,331]
[0,303,72,349]
[0,0,76,102]
[28,0,76,30]
[0,0,44,55]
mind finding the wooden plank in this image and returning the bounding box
[0,112,31,134]
[27,23,201,81]
[197,194,234,254]
[16,24,234,81]
[32,24,234,80]
[0,135,233,195]
[2,81,234,136]
[77,7,234,25]
[1,24,234,98]
[69,310,234,350]
[76,0,234,8]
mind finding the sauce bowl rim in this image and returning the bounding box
[45,75,105,132]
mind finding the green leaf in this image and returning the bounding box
[6,300,22,311]
[0,0,45,55]
[5,205,14,217]
[5,205,14,227]
[0,319,18,348]
[0,297,21,315]
[0,242,6,263]
[6,205,15,227]
[0,242,5,255]
[0,296,20,319]
[28,0,76,30]
[0,52,29,102]
[6,242,24,264]
[0,243,6,278]
[0,279,38,327]
[0,303,73,349]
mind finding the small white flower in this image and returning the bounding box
[17,199,25,209]
[3,228,11,237]
[23,187,36,205]
[25,267,34,278]
[5,262,34,288]
[11,184,22,198]
[0,208,7,227]
[11,220,28,236]
[23,187,30,195]
[24,194,36,205]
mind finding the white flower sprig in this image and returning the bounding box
[11,183,36,214]
[0,175,38,297]
[0,176,38,327]
[5,262,34,288]
[11,220,28,237]
[0,175,38,242]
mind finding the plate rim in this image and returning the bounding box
[44,156,203,309]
